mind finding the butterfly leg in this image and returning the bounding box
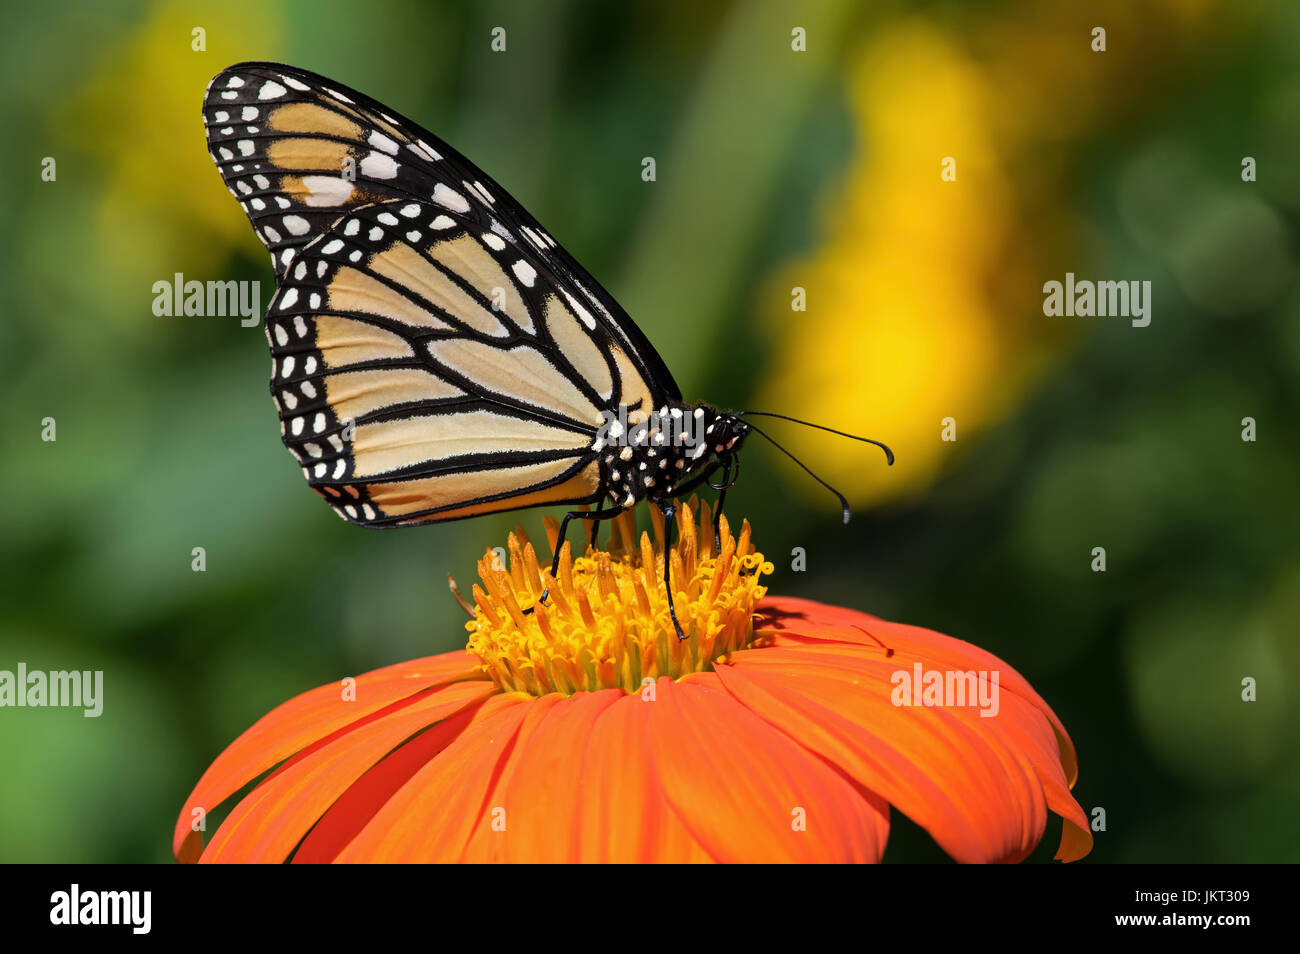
[530,504,628,611]
[705,455,739,552]
[658,500,687,640]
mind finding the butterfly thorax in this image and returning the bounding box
[593,403,749,507]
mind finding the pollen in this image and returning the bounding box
[464,499,773,696]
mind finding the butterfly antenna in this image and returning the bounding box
[743,420,853,524]
[738,411,895,465]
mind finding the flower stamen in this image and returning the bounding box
[465,500,773,696]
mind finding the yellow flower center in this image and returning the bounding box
[464,500,773,696]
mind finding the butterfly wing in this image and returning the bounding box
[203,60,680,400]
[263,197,667,525]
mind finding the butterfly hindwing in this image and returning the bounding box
[265,198,677,526]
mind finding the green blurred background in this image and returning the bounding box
[2,0,1297,862]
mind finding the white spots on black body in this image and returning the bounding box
[258,80,287,100]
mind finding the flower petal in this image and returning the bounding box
[291,695,501,863]
[174,650,483,862]
[734,598,1091,861]
[201,680,497,862]
[760,596,1080,784]
[468,689,625,862]
[575,690,717,862]
[646,674,890,862]
[335,692,540,862]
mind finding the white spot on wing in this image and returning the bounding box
[369,131,399,155]
[512,260,537,287]
[360,152,398,180]
[300,175,355,207]
[432,183,470,214]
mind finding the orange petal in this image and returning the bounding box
[760,596,1080,785]
[201,680,497,862]
[473,689,625,863]
[291,694,502,863]
[335,693,538,862]
[734,604,1092,861]
[174,650,483,862]
[646,674,890,862]
[575,690,715,862]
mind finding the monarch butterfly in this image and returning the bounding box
[203,62,892,637]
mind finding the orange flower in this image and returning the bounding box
[174,504,1091,863]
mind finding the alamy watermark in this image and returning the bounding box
[152,272,261,327]
[593,406,707,450]
[0,664,103,717]
[890,663,1000,718]
[1043,272,1151,328]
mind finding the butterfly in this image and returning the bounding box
[203,62,892,636]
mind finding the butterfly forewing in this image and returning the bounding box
[204,61,679,404]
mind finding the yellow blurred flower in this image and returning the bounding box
[57,1,284,306]
[758,3,1229,507]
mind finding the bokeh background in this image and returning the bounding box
[2,0,1297,862]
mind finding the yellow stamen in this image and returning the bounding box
[465,500,774,696]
